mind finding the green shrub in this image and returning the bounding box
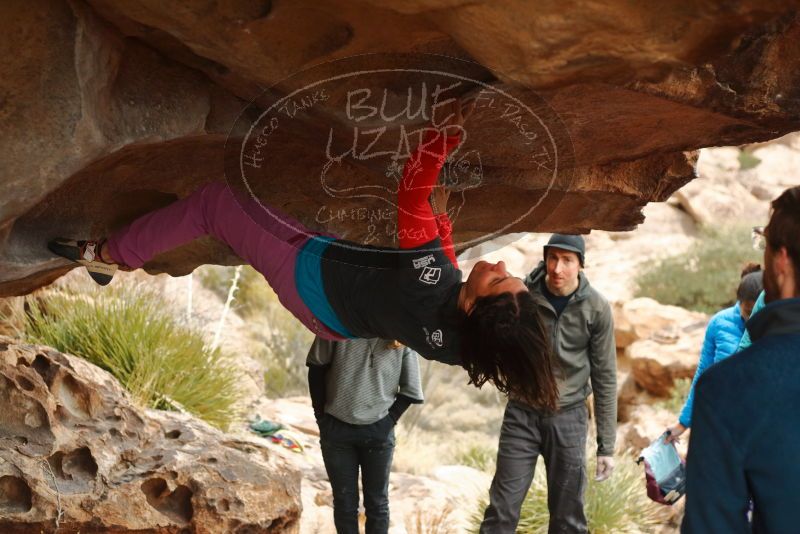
[260,344,309,398]
[738,150,762,170]
[22,283,241,430]
[250,301,313,398]
[470,453,668,533]
[197,265,273,318]
[634,225,762,313]
[655,378,693,416]
[582,454,670,533]
[453,444,497,473]
[198,265,313,398]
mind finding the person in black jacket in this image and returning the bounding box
[682,186,800,533]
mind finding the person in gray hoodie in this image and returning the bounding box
[480,234,617,534]
[308,337,424,534]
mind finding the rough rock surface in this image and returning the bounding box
[615,368,640,423]
[615,298,708,351]
[627,337,704,398]
[0,337,301,533]
[2,0,800,295]
[674,131,800,226]
[616,298,708,398]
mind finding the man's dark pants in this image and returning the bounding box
[320,414,395,534]
[481,401,589,534]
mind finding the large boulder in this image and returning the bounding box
[744,133,800,201]
[627,333,707,398]
[616,368,641,423]
[673,132,800,226]
[2,1,800,296]
[459,199,700,304]
[671,152,770,226]
[688,132,800,212]
[615,298,708,350]
[616,298,708,397]
[0,337,301,533]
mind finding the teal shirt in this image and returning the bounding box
[295,236,354,338]
[737,290,766,351]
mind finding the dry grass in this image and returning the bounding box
[197,265,313,397]
[393,359,504,475]
[406,503,457,534]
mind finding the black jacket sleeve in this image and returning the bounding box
[307,364,329,419]
[388,394,415,423]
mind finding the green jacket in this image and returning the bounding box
[524,262,618,456]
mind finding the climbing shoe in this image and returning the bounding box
[47,238,118,286]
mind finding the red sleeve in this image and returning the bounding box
[435,213,458,268]
[397,129,461,256]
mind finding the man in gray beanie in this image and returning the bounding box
[481,234,617,534]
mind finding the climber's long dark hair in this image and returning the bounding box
[459,291,560,412]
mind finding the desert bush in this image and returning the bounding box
[252,304,313,397]
[634,225,762,313]
[20,282,241,430]
[737,150,762,170]
[407,504,456,534]
[197,264,272,318]
[470,453,668,533]
[394,359,505,475]
[198,265,313,397]
[258,341,309,398]
[582,453,669,533]
[453,444,497,473]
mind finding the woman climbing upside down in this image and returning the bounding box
[49,100,560,411]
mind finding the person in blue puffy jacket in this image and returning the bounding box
[665,264,763,442]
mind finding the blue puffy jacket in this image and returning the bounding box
[678,303,746,427]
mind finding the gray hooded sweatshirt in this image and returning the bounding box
[524,262,618,456]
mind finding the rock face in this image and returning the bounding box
[672,132,800,227]
[615,298,708,350]
[617,298,708,397]
[0,337,301,533]
[2,1,800,296]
